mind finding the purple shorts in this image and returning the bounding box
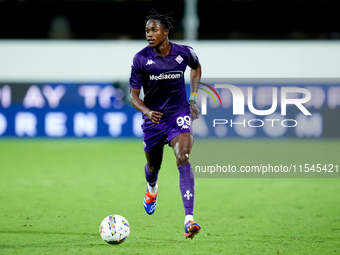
[142,111,191,153]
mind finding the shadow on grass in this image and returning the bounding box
[0,230,98,237]
[0,230,108,249]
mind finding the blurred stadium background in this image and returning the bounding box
[0,0,340,138]
[1,0,340,40]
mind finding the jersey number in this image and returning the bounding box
[176,116,191,129]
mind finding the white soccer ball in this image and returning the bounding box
[99,215,130,244]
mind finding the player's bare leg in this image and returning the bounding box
[171,132,201,239]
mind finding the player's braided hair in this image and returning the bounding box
[145,9,175,32]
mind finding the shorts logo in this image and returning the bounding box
[175,55,183,64]
[143,141,147,148]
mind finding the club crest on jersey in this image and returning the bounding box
[175,55,183,64]
[146,59,155,66]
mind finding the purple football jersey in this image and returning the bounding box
[129,42,199,120]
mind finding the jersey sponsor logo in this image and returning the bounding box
[146,59,155,66]
[175,55,183,64]
[149,71,183,81]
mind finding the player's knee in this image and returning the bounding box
[148,164,161,175]
[176,149,190,166]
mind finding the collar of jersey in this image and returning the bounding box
[149,42,175,58]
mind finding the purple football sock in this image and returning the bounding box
[178,163,195,216]
[144,163,158,186]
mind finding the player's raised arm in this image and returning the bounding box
[129,88,163,124]
[189,63,202,119]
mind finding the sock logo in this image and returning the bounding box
[184,190,193,200]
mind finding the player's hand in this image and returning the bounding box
[190,102,200,120]
[147,110,163,124]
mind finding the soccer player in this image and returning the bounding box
[129,9,201,239]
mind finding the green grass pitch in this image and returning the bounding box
[0,138,339,255]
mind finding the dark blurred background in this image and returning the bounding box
[0,0,339,40]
